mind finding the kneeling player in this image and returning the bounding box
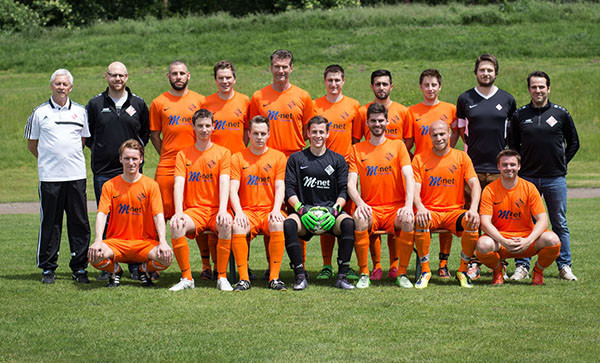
[284,116,355,290]
[476,150,560,285]
[169,109,234,292]
[230,116,288,291]
[88,140,173,287]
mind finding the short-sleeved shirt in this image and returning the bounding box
[480,177,546,234]
[456,87,516,174]
[412,148,476,211]
[150,91,205,176]
[24,97,90,181]
[313,95,360,160]
[249,84,315,155]
[348,138,411,206]
[174,143,231,209]
[408,101,457,156]
[204,91,250,154]
[231,147,287,211]
[98,175,163,241]
[352,101,414,142]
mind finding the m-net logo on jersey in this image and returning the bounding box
[303,176,331,189]
[497,210,521,220]
[365,165,392,177]
[267,110,292,122]
[420,124,430,136]
[246,175,271,186]
[188,171,214,183]
[329,122,346,133]
[428,176,455,187]
[118,203,142,216]
[167,115,192,126]
[214,120,242,131]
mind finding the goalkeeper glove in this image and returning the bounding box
[320,205,341,231]
[295,202,318,230]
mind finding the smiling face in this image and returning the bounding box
[476,61,497,87]
[498,155,521,181]
[193,117,213,142]
[528,76,550,107]
[105,62,128,93]
[50,75,72,105]
[270,57,293,84]
[308,122,329,149]
[120,147,142,176]
[367,112,388,138]
[215,68,236,95]
[420,75,441,103]
[324,71,345,98]
[429,120,450,153]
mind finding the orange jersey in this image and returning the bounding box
[174,143,231,209]
[98,175,163,241]
[204,91,250,154]
[231,147,286,211]
[248,84,315,154]
[412,148,476,211]
[480,177,546,235]
[149,91,204,175]
[408,101,457,156]
[313,95,360,159]
[352,101,414,142]
[348,138,411,206]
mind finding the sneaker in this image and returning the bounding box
[346,267,359,281]
[107,269,123,288]
[370,267,383,281]
[129,264,140,281]
[438,266,451,279]
[169,278,195,291]
[316,265,334,280]
[200,268,212,280]
[510,265,529,281]
[387,267,398,279]
[396,274,413,288]
[262,269,271,281]
[492,268,504,285]
[42,270,55,284]
[467,262,481,280]
[72,269,90,284]
[559,265,578,281]
[531,269,544,286]
[233,280,251,292]
[248,268,256,281]
[269,279,287,291]
[217,277,233,291]
[293,274,308,291]
[335,275,355,290]
[356,273,371,289]
[211,269,218,281]
[150,271,160,281]
[415,272,432,289]
[97,271,110,281]
[139,271,154,287]
[456,271,473,288]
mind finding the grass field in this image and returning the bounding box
[0,197,598,361]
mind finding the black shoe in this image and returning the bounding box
[72,269,90,284]
[97,271,110,281]
[139,271,154,287]
[107,269,123,288]
[42,270,55,284]
[211,269,218,281]
[150,271,160,281]
[248,268,256,281]
[262,268,271,281]
[293,274,307,291]
[233,280,251,291]
[335,275,355,290]
[269,278,287,291]
[129,264,140,281]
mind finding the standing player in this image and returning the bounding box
[88,140,173,287]
[25,68,91,284]
[412,120,481,289]
[229,116,288,291]
[313,64,361,281]
[508,71,580,281]
[456,54,516,279]
[168,109,233,291]
[352,69,415,280]
[475,150,561,286]
[408,69,459,279]
[283,116,355,291]
[348,103,415,289]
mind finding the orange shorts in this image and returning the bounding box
[184,206,219,238]
[242,209,288,240]
[370,204,403,234]
[155,174,174,219]
[104,238,158,263]
[420,209,467,236]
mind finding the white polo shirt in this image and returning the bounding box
[24,97,90,182]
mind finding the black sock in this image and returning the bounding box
[337,218,355,275]
[284,219,304,275]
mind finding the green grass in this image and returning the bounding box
[1,198,599,361]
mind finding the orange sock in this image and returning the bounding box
[301,239,307,265]
[141,260,169,272]
[231,234,249,281]
[91,258,120,273]
[387,234,398,270]
[537,243,561,268]
[355,230,370,275]
[208,234,218,267]
[458,230,479,273]
[415,231,432,273]
[439,232,452,255]
[397,230,414,275]
[320,234,335,266]
[263,235,271,264]
[195,234,211,271]
[216,237,231,279]
[369,234,382,270]
[475,250,501,271]
[172,236,192,280]
[269,231,285,280]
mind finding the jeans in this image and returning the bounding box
[515,176,570,271]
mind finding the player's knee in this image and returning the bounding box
[340,217,355,237]
[284,218,298,237]
[232,223,247,235]
[542,231,561,248]
[476,236,495,254]
[90,258,111,270]
[268,220,283,232]
[352,214,368,231]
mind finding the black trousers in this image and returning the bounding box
[37,179,90,272]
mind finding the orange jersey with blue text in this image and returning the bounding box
[204,91,250,154]
[231,147,287,211]
[248,84,315,154]
[480,177,546,234]
[150,91,204,175]
[408,101,457,156]
[352,101,414,142]
[174,143,231,209]
[313,95,360,159]
[412,148,476,211]
[348,138,411,206]
[98,175,163,241]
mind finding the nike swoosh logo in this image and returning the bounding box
[469,104,478,109]
[493,201,502,205]
[300,166,309,169]
[112,195,120,199]
[186,162,192,166]
[361,158,368,162]
[262,103,270,107]
[425,168,433,172]
[242,166,249,169]
[164,107,170,111]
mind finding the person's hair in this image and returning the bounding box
[527,70,550,88]
[192,109,214,125]
[213,60,236,79]
[419,69,442,85]
[324,64,345,79]
[169,60,187,73]
[474,53,499,74]
[270,49,293,66]
[366,102,388,120]
[307,115,329,131]
[496,149,521,164]
[248,115,270,131]
[50,69,73,85]
[119,139,144,158]
[370,69,392,85]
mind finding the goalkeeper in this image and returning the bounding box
[283,115,355,291]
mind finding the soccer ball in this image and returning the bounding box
[308,207,328,235]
